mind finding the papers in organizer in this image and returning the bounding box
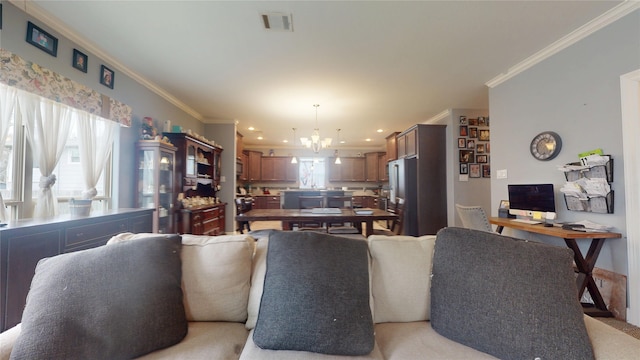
[572,220,613,232]
[557,155,610,172]
[560,178,610,199]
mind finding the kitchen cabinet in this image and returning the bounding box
[253,195,281,209]
[352,195,377,209]
[245,150,263,182]
[329,157,366,182]
[378,153,388,181]
[261,157,297,182]
[397,127,418,159]
[386,132,400,161]
[0,209,153,332]
[240,152,249,181]
[136,140,177,233]
[179,203,226,236]
[365,152,386,182]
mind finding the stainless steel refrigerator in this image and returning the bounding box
[388,125,447,236]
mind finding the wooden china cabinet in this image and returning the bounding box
[163,133,225,235]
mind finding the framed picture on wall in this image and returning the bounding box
[467,140,475,149]
[26,21,58,56]
[469,118,478,126]
[469,127,478,138]
[469,164,481,178]
[482,164,491,178]
[459,150,474,163]
[100,65,114,89]
[460,163,468,174]
[459,125,468,136]
[479,129,490,141]
[72,49,88,73]
[476,143,485,153]
[458,138,467,148]
[476,155,488,163]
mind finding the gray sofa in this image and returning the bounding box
[1,228,639,359]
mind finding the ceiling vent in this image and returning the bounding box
[261,13,293,32]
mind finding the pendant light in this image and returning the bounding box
[291,128,298,164]
[334,129,342,164]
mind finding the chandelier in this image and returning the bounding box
[300,104,332,153]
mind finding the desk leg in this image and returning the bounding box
[364,221,373,237]
[564,238,612,317]
[495,225,504,234]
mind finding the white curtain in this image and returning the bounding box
[0,84,18,221]
[18,91,73,218]
[76,111,119,199]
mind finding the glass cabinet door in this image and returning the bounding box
[137,141,177,234]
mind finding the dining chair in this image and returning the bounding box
[235,198,252,234]
[326,196,361,235]
[455,204,493,232]
[297,195,326,231]
[371,198,404,236]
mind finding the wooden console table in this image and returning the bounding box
[489,217,621,317]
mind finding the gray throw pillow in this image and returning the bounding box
[430,227,594,360]
[10,235,187,360]
[253,231,374,355]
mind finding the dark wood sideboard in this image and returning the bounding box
[0,208,154,332]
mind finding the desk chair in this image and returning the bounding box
[455,204,493,232]
[297,196,326,231]
[372,198,404,236]
[326,196,361,235]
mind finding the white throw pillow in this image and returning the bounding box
[108,233,255,322]
[368,235,436,323]
[245,236,268,329]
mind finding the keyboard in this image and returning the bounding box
[511,219,542,225]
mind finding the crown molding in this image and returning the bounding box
[486,1,640,88]
[12,0,204,121]
[425,109,451,124]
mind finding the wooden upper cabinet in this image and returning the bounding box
[397,127,417,159]
[240,152,249,181]
[330,157,366,182]
[261,157,297,182]
[365,152,386,182]
[236,132,244,159]
[245,150,262,182]
[378,152,388,181]
[386,132,400,161]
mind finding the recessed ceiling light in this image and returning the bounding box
[248,126,255,131]
[283,139,289,143]
[376,129,383,133]
[365,138,372,142]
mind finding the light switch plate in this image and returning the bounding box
[496,169,508,179]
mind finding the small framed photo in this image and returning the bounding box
[469,164,481,178]
[459,125,468,137]
[26,21,58,56]
[458,138,467,148]
[72,49,88,73]
[459,150,474,163]
[486,142,490,153]
[100,65,114,89]
[468,118,478,126]
[467,139,475,149]
[469,127,478,138]
[476,155,488,163]
[482,164,491,178]
[459,116,467,125]
[479,129,490,141]
[476,143,485,153]
[499,200,510,209]
[460,163,468,175]
[478,117,487,126]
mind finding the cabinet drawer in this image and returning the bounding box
[65,219,128,248]
[201,207,219,220]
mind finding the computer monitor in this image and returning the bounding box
[508,184,556,217]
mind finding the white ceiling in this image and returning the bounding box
[25,0,625,148]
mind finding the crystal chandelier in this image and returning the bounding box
[300,104,332,153]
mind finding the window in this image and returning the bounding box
[298,157,326,189]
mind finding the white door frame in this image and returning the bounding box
[620,69,640,326]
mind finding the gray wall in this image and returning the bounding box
[489,9,640,275]
[1,2,204,209]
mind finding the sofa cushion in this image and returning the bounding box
[246,235,269,329]
[11,235,187,360]
[253,231,374,355]
[108,232,254,322]
[430,227,595,360]
[368,235,436,323]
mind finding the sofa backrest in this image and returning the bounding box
[107,232,255,322]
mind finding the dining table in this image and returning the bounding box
[235,208,398,237]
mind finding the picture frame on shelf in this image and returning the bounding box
[458,138,467,148]
[26,21,58,56]
[482,164,491,178]
[460,163,468,175]
[459,150,474,163]
[469,164,481,178]
[479,129,490,141]
[100,65,114,89]
[72,49,88,73]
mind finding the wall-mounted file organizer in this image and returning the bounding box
[560,155,614,214]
